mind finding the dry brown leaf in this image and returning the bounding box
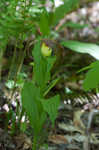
[48,134,67,144]
[14,133,32,150]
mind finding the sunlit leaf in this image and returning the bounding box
[62,40,99,59]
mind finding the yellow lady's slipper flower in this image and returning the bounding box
[41,43,52,57]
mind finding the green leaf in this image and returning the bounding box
[59,21,88,31]
[48,12,54,26]
[53,0,79,25]
[33,41,47,90]
[41,95,60,125]
[39,10,50,36]
[44,77,61,96]
[46,56,56,72]
[32,41,56,92]
[83,61,99,91]
[65,22,88,29]
[77,60,99,73]
[20,122,27,132]
[61,40,99,59]
[21,82,46,136]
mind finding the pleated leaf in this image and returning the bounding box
[32,41,56,92]
[41,95,60,125]
[21,82,46,136]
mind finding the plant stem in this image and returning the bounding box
[32,137,38,150]
[0,49,4,81]
[7,42,17,80]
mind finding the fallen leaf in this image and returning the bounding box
[48,134,67,144]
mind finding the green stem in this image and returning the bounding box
[43,77,61,97]
[7,42,17,80]
[0,49,4,81]
[32,136,38,150]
